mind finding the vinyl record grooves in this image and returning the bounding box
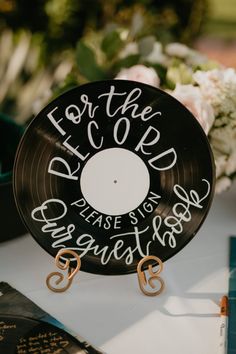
[13,80,215,275]
[0,314,97,353]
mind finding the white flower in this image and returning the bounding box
[225,152,236,176]
[144,42,168,65]
[213,153,227,178]
[171,84,215,134]
[210,126,236,182]
[209,122,236,155]
[215,176,231,194]
[115,64,160,87]
[193,68,236,116]
[165,43,191,58]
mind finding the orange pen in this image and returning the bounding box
[218,295,229,354]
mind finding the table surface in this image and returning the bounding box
[0,182,235,354]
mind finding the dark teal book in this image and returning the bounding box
[228,237,236,354]
[0,282,103,353]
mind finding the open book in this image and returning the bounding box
[0,282,103,353]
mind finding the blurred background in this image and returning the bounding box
[0,0,235,123]
[0,0,235,240]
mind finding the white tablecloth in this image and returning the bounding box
[1,182,235,354]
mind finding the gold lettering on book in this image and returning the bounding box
[16,331,69,354]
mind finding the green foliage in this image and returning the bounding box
[166,64,194,89]
[138,36,155,56]
[52,73,79,98]
[63,22,217,95]
[101,30,123,59]
[0,0,208,56]
[76,41,107,81]
[113,54,140,72]
[144,63,167,85]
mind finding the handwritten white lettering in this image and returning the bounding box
[31,180,211,266]
[98,86,161,121]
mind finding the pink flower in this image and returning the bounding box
[171,84,215,134]
[115,64,160,88]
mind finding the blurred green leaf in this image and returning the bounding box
[144,62,167,84]
[138,36,155,56]
[76,41,106,81]
[196,60,220,71]
[166,64,193,89]
[129,12,144,38]
[101,30,123,59]
[113,54,140,73]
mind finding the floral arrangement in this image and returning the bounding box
[40,27,236,194]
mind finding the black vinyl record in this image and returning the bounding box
[0,314,96,353]
[13,80,215,275]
